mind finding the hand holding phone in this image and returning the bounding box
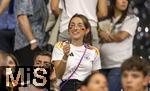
[63,41,70,58]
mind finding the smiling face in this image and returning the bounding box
[115,0,128,11]
[68,17,89,41]
[122,71,148,91]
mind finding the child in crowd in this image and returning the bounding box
[78,72,108,91]
[121,56,149,91]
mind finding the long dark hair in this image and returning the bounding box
[68,14,93,45]
[108,0,129,24]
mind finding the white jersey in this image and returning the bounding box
[59,0,98,32]
[52,42,101,81]
[98,15,139,68]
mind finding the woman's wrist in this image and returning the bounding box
[63,54,68,60]
[61,59,67,63]
[61,55,68,63]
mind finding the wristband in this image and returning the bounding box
[30,39,37,44]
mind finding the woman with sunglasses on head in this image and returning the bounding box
[98,0,139,91]
[52,14,101,91]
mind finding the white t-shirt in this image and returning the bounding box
[59,0,98,32]
[98,15,139,69]
[52,42,101,81]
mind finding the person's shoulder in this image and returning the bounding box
[54,41,64,49]
[87,45,100,55]
[125,14,139,22]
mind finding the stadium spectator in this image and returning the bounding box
[52,14,101,91]
[98,0,139,91]
[54,0,108,49]
[0,51,19,91]
[121,56,149,91]
[78,72,108,91]
[19,51,53,91]
[14,0,48,66]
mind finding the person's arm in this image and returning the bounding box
[108,31,130,42]
[53,55,68,78]
[99,31,130,43]
[0,0,10,15]
[98,30,111,43]
[52,42,70,78]
[17,15,37,50]
[92,47,101,72]
[16,0,38,49]
[99,16,139,43]
[97,0,108,19]
[51,0,61,17]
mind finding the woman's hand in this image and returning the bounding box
[99,31,112,43]
[63,42,70,60]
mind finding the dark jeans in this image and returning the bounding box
[101,68,122,91]
[0,29,15,53]
[14,45,41,66]
[60,79,82,91]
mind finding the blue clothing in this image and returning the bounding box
[0,0,15,53]
[0,0,16,30]
[14,0,48,50]
[101,68,122,91]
